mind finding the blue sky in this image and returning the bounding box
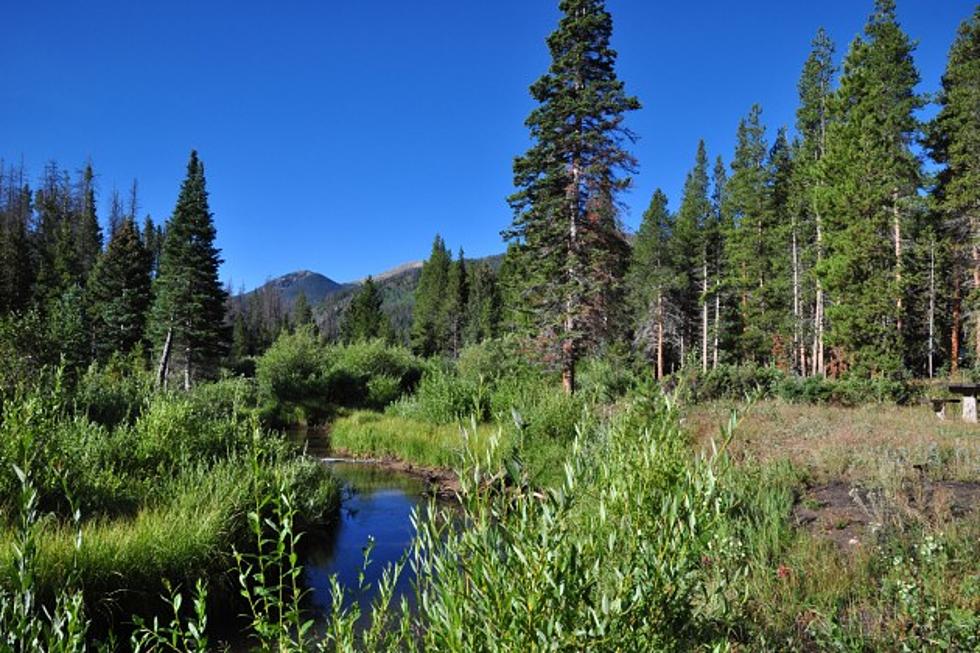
[1,1,974,290]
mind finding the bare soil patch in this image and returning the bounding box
[793,480,980,550]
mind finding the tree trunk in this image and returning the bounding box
[561,336,575,395]
[813,200,825,377]
[712,281,720,369]
[928,237,935,379]
[973,230,980,361]
[156,327,173,389]
[184,344,192,391]
[701,257,708,373]
[952,266,961,376]
[656,292,664,380]
[893,196,903,336]
[792,220,802,375]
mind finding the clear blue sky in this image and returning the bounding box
[1,1,974,291]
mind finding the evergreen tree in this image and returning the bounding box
[341,276,391,343]
[292,291,315,331]
[671,142,710,366]
[74,163,103,280]
[792,27,837,376]
[410,234,451,356]
[709,155,731,368]
[0,166,34,314]
[443,248,469,357]
[46,284,91,382]
[149,151,228,389]
[32,163,73,305]
[465,261,502,345]
[765,127,795,368]
[86,217,152,360]
[928,6,980,373]
[817,0,923,376]
[626,189,677,377]
[724,105,774,364]
[142,215,164,279]
[504,0,639,393]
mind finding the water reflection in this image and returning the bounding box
[302,462,426,623]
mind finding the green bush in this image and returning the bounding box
[389,362,490,424]
[323,339,422,410]
[255,326,332,425]
[73,353,154,428]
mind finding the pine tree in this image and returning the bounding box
[505,0,639,393]
[74,164,103,280]
[626,189,677,377]
[928,6,980,373]
[465,261,502,345]
[86,217,152,360]
[671,141,711,367]
[46,284,91,382]
[443,248,469,357]
[411,234,451,356]
[793,27,836,376]
[32,163,73,305]
[710,155,730,368]
[817,0,923,376]
[765,127,795,368]
[292,291,315,331]
[724,105,772,363]
[0,165,35,314]
[149,151,228,389]
[341,276,391,343]
[142,216,164,279]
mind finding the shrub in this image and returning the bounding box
[323,339,422,410]
[74,353,154,428]
[255,326,332,425]
[388,362,490,424]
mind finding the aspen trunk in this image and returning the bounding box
[561,336,575,395]
[156,327,173,389]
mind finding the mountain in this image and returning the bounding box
[242,270,347,308]
[238,255,503,342]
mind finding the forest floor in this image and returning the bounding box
[686,401,980,551]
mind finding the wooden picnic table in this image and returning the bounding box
[946,383,979,423]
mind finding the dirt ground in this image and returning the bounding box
[686,401,980,549]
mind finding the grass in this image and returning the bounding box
[686,400,980,485]
[329,411,505,469]
[0,456,341,627]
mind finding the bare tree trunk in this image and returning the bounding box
[701,257,708,373]
[929,237,936,379]
[561,335,575,395]
[973,228,980,361]
[952,266,961,376]
[792,220,802,375]
[893,196,904,336]
[712,281,720,369]
[813,200,825,377]
[184,344,192,391]
[656,292,664,380]
[156,327,173,389]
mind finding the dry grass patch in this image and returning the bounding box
[686,400,980,486]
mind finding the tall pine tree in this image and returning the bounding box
[817,0,923,376]
[928,6,980,373]
[505,0,639,393]
[411,234,451,356]
[341,276,391,343]
[86,217,152,360]
[149,151,228,389]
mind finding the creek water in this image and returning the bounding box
[302,461,427,623]
[293,429,434,628]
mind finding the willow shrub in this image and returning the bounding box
[399,392,743,651]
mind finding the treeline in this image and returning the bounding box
[0,151,228,389]
[501,0,980,391]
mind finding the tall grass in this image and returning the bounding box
[330,411,503,469]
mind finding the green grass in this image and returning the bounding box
[0,456,340,625]
[330,411,505,469]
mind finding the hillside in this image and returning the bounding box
[241,270,347,309]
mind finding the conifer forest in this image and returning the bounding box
[0,1,978,650]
